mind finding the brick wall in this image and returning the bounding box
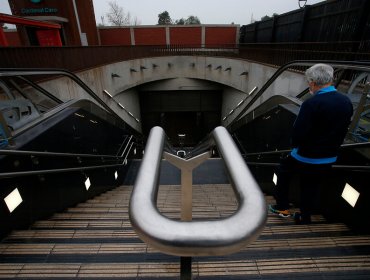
[170,26,202,46]
[99,28,131,45]
[99,25,239,46]
[205,27,237,46]
[134,27,166,45]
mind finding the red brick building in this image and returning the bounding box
[6,0,99,46]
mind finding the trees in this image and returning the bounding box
[184,15,200,25]
[106,0,141,26]
[261,13,279,21]
[158,11,172,25]
[158,11,201,25]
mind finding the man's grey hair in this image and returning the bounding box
[305,63,334,86]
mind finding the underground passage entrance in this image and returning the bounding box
[140,90,222,147]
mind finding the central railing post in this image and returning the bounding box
[181,168,193,221]
[164,151,212,279]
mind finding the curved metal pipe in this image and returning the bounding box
[129,126,267,256]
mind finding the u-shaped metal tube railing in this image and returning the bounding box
[129,126,267,257]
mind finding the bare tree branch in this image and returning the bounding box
[106,0,137,26]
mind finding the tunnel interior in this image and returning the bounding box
[139,90,222,147]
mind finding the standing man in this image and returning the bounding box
[269,63,353,224]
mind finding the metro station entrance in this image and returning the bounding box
[140,90,222,147]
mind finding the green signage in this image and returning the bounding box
[21,7,58,14]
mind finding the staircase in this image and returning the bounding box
[1,184,370,279]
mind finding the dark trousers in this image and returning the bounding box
[275,155,332,221]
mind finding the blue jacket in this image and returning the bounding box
[291,86,353,164]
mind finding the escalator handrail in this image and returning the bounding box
[243,141,370,158]
[0,149,122,159]
[0,68,121,125]
[129,126,267,257]
[227,60,370,129]
[0,139,135,179]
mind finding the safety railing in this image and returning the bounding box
[228,60,370,131]
[0,68,116,119]
[1,42,369,73]
[129,126,267,259]
[0,136,136,179]
[242,141,370,171]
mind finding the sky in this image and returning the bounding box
[0,0,324,26]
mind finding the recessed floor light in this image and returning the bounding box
[4,188,23,213]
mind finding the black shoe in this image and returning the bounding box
[293,212,311,225]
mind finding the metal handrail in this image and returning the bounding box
[0,134,136,179]
[0,144,135,179]
[0,149,120,159]
[0,162,124,179]
[129,126,267,257]
[245,161,370,171]
[0,68,125,128]
[228,60,370,130]
[243,141,370,158]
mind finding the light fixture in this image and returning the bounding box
[222,88,257,120]
[140,66,147,70]
[224,67,231,71]
[341,183,360,207]
[85,177,91,190]
[103,89,113,98]
[4,188,23,213]
[135,118,140,123]
[248,86,258,95]
[215,65,222,70]
[134,148,137,155]
[236,99,244,107]
[111,73,120,78]
[168,63,173,67]
[118,103,125,109]
[152,64,158,68]
[74,113,85,118]
[240,71,248,76]
[190,63,195,67]
[89,120,98,124]
[273,173,277,185]
[207,64,212,68]
[115,171,118,180]
[298,0,307,8]
[130,68,137,73]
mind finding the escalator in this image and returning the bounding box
[0,70,143,239]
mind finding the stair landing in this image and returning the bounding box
[1,185,370,279]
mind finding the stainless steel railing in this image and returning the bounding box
[129,126,267,257]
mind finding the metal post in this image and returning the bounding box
[181,168,193,221]
[164,151,211,220]
[164,151,211,279]
[180,256,192,280]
